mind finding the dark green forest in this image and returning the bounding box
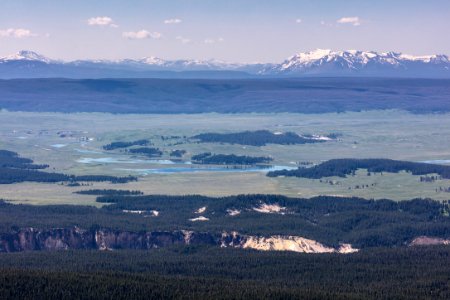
[0,150,49,169]
[268,158,450,179]
[193,130,326,146]
[103,139,150,150]
[127,147,163,157]
[191,152,273,165]
[0,246,449,299]
[0,150,137,184]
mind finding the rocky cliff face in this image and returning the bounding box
[0,227,357,254]
[0,228,218,252]
[2,227,95,252]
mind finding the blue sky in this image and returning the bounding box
[0,0,449,62]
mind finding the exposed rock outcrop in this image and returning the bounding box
[409,236,450,246]
[240,235,358,254]
[0,227,358,254]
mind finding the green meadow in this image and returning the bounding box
[1,110,450,204]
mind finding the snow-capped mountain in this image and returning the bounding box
[0,49,449,78]
[263,49,450,76]
[0,50,55,64]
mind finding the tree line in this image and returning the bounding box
[191,152,273,165]
[127,147,162,157]
[0,150,137,184]
[268,158,450,179]
[103,139,150,150]
[192,130,326,146]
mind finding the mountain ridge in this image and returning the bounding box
[264,49,449,76]
[1,49,449,78]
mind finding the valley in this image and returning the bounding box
[1,110,450,205]
[1,109,449,254]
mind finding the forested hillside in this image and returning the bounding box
[1,78,449,114]
[1,194,448,249]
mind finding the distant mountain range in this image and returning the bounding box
[0,49,449,79]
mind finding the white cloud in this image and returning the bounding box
[164,18,182,24]
[337,17,361,26]
[176,36,191,44]
[87,16,117,27]
[295,18,302,23]
[0,28,37,38]
[122,30,162,40]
